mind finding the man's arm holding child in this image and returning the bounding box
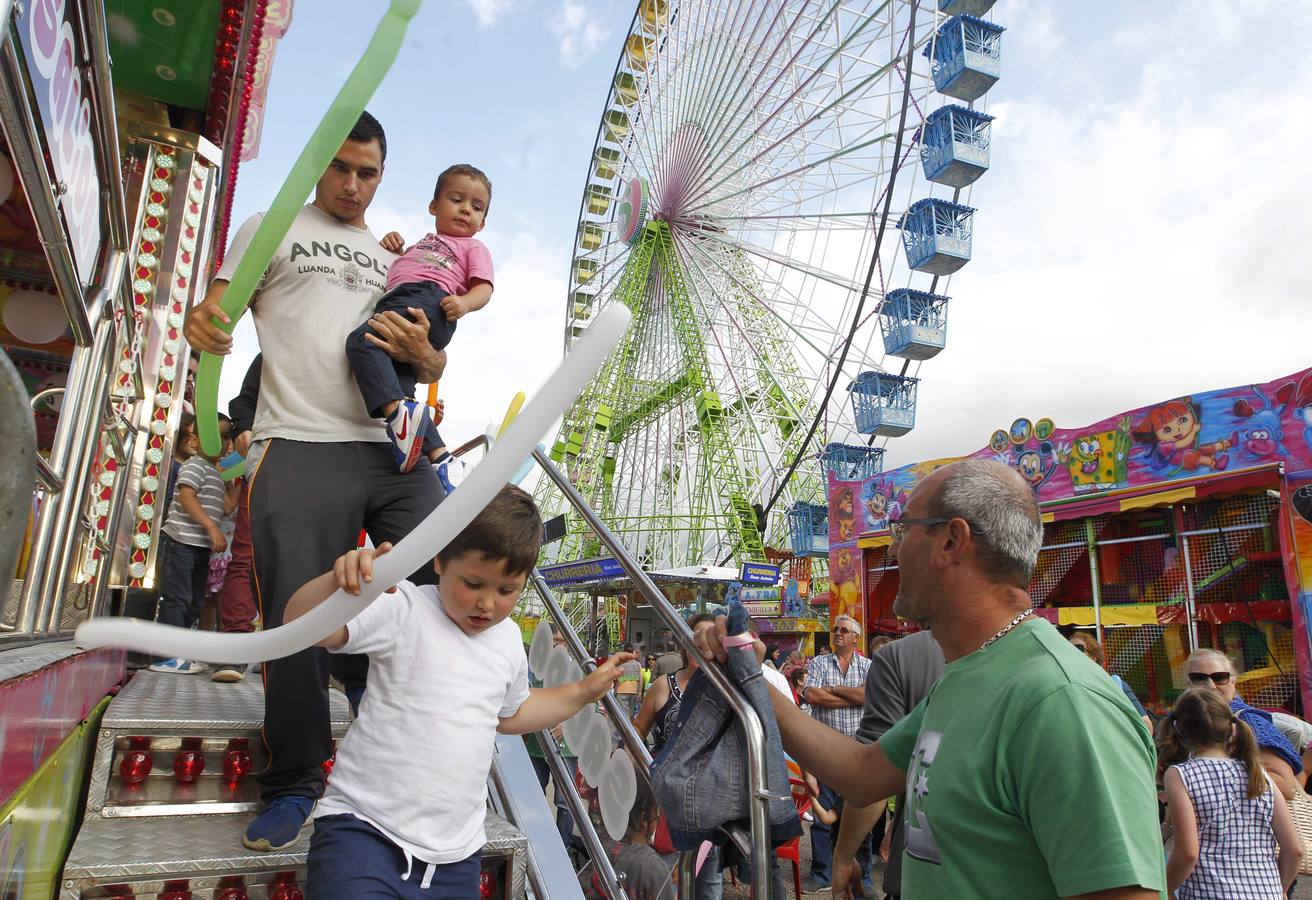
[496,651,634,736]
[440,279,492,322]
[284,543,400,650]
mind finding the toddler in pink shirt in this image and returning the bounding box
[345,164,494,472]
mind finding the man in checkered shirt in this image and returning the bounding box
[799,614,873,892]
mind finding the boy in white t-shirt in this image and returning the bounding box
[289,485,630,897]
[345,163,495,473]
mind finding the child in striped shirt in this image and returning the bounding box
[150,415,239,675]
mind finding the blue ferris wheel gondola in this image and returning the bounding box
[898,198,975,275]
[849,371,920,437]
[787,502,829,557]
[925,14,1005,102]
[821,442,885,481]
[880,288,950,360]
[921,105,994,188]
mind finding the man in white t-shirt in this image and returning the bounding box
[185,112,448,852]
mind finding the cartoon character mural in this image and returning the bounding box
[990,418,1060,492]
[863,482,889,531]
[833,485,856,543]
[1132,397,1238,474]
[827,367,1312,534]
[1059,416,1132,495]
[1233,387,1293,463]
[1277,372,1312,456]
[862,481,908,531]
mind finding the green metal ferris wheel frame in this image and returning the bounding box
[543,205,822,569]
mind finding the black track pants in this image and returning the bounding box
[248,439,441,803]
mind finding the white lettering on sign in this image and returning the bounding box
[26,0,102,284]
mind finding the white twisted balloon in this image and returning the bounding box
[75,305,633,663]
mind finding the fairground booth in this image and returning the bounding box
[824,366,1312,717]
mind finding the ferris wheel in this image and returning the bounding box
[537,0,1003,569]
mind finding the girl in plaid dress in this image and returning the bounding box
[1158,689,1302,898]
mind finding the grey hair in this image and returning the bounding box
[928,459,1042,587]
[833,614,862,636]
[1186,648,1237,673]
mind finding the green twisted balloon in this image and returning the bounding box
[195,0,423,456]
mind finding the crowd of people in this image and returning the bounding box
[163,107,1312,899]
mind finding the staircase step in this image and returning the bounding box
[86,671,352,819]
[61,809,526,898]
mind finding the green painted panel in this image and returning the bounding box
[0,696,109,900]
[107,1,224,109]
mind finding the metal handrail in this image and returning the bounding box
[29,387,65,412]
[530,446,775,898]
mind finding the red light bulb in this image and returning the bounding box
[119,749,152,784]
[223,738,252,783]
[172,750,205,783]
[269,874,302,900]
[480,870,496,899]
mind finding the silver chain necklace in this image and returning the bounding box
[980,609,1032,651]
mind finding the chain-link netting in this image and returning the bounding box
[1091,493,1298,715]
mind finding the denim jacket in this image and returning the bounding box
[650,601,802,853]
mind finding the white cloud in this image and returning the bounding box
[549,0,610,68]
[467,0,513,28]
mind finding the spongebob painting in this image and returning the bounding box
[1063,416,1131,495]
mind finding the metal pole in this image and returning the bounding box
[1174,507,1200,651]
[14,341,96,635]
[39,316,115,634]
[535,732,629,900]
[1084,518,1103,645]
[532,447,775,899]
[0,38,93,344]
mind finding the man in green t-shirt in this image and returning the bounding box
[696,459,1165,900]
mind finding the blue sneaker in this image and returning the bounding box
[385,400,431,473]
[149,657,209,674]
[242,796,314,851]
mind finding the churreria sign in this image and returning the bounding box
[17,0,103,286]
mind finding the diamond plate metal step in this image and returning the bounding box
[60,810,527,898]
[86,670,353,819]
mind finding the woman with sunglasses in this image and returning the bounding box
[1068,631,1153,732]
[1184,648,1303,803]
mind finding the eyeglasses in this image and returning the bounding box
[889,517,981,541]
[1187,671,1233,686]
[831,626,856,636]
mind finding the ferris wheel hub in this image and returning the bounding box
[617,177,649,246]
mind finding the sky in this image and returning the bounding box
[220,0,1312,477]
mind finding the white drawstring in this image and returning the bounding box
[399,850,436,891]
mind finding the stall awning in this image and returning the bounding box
[1042,465,1283,523]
